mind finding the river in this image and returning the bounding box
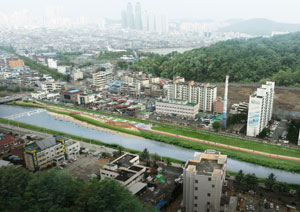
[0,105,299,184]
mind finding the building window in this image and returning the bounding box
[195,180,198,183]
[195,187,198,190]
[207,193,211,197]
[194,204,197,207]
[212,184,215,188]
[207,202,210,205]
[195,196,198,200]
[207,209,210,212]
[208,177,211,181]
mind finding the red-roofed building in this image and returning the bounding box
[0,135,25,155]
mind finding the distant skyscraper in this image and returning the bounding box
[121,10,127,28]
[142,11,149,31]
[135,2,142,30]
[126,2,135,29]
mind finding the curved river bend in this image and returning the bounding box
[0,105,299,184]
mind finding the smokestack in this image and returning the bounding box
[222,75,229,130]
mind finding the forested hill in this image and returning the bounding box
[131,32,300,87]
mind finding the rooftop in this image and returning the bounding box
[113,154,136,168]
[185,151,227,176]
[115,169,135,182]
[157,98,197,107]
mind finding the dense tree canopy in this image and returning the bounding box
[0,166,155,212]
[131,32,300,87]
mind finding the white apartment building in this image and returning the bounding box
[246,81,275,137]
[40,82,62,92]
[92,70,113,89]
[47,58,57,69]
[77,93,96,105]
[31,91,47,99]
[72,69,83,81]
[183,150,227,212]
[167,81,217,112]
[155,99,200,119]
[64,139,80,160]
[57,66,67,74]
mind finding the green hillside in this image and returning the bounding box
[131,32,300,86]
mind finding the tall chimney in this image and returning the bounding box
[222,75,229,130]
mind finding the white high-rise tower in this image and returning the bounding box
[246,81,275,137]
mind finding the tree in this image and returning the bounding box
[265,173,276,190]
[257,128,270,138]
[75,179,151,212]
[117,145,124,155]
[212,121,221,131]
[296,187,300,200]
[0,166,31,211]
[140,148,150,161]
[165,157,171,166]
[244,173,259,190]
[235,170,244,184]
[272,182,290,195]
[23,169,81,211]
[0,167,156,212]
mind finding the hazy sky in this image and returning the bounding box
[1,0,300,23]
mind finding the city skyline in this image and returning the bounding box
[1,0,300,24]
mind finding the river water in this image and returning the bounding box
[0,105,299,184]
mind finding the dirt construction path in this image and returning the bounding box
[141,128,300,163]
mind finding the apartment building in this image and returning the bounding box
[167,80,217,112]
[77,93,96,105]
[40,81,62,92]
[24,137,80,171]
[183,150,227,212]
[155,99,200,119]
[47,58,57,69]
[56,137,80,160]
[92,69,113,90]
[246,81,275,137]
[72,69,83,81]
[100,153,147,194]
[24,137,65,171]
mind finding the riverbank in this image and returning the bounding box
[49,112,143,140]
[9,102,300,173]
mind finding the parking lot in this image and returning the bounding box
[237,193,295,212]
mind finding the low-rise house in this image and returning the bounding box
[0,134,25,155]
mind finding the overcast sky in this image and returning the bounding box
[1,0,300,23]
